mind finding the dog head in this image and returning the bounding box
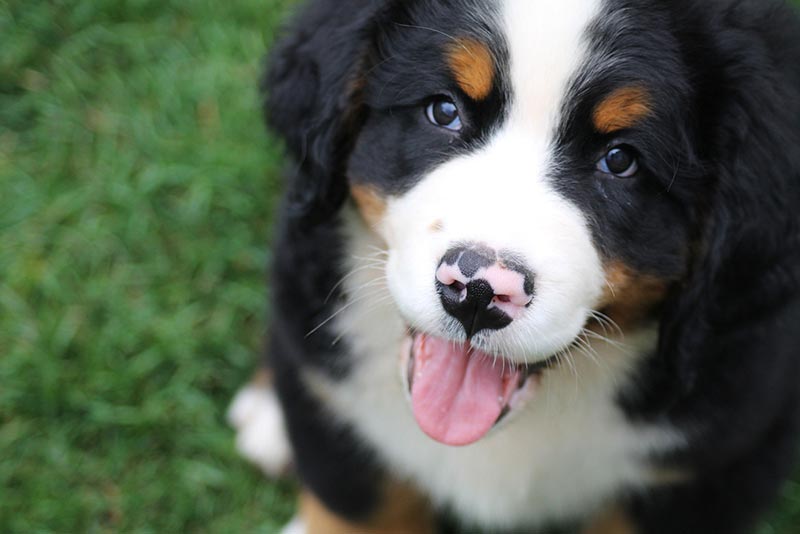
[266,0,800,444]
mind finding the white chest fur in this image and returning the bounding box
[305,222,683,530]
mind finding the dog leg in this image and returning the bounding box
[280,513,307,534]
[293,483,435,534]
[583,505,637,534]
[227,369,292,477]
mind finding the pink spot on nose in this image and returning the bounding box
[436,263,469,287]
[482,264,532,319]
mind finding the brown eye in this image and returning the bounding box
[598,146,639,177]
[426,98,462,131]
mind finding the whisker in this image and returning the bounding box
[605,279,617,299]
[350,254,389,264]
[364,245,390,257]
[325,263,387,304]
[393,22,461,45]
[330,294,395,346]
[581,329,627,351]
[574,333,601,367]
[306,287,390,338]
[589,310,623,338]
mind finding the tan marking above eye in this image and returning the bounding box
[593,86,652,133]
[350,184,387,228]
[447,39,495,101]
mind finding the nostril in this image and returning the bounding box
[494,294,511,304]
[440,280,467,303]
[435,263,467,289]
[450,280,466,293]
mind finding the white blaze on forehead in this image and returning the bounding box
[502,0,602,133]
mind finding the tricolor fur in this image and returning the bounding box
[232,0,800,532]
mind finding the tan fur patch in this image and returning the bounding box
[583,506,638,534]
[299,483,434,534]
[447,39,495,101]
[597,262,668,329]
[350,185,387,228]
[593,86,651,133]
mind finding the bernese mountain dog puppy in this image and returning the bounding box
[228,0,800,532]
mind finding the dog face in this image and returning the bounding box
[349,0,695,360]
[341,0,698,444]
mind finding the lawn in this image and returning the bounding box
[0,0,798,532]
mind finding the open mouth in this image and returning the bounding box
[402,330,555,447]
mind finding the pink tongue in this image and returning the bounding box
[410,334,518,446]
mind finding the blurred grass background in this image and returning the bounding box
[0,0,798,532]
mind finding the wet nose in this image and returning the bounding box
[435,243,534,338]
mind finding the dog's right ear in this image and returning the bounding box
[263,0,389,226]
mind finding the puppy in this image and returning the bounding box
[230,0,800,532]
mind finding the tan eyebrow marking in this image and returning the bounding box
[446,39,495,101]
[593,86,652,133]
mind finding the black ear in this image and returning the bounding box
[655,2,800,407]
[263,0,389,226]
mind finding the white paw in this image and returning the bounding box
[280,514,307,534]
[227,382,292,477]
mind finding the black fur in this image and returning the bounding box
[261,0,800,531]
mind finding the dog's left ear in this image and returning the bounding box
[263,0,391,227]
[656,6,800,403]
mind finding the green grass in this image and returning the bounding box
[0,0,296,531]
[0,1,798,532]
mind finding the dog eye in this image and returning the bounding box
[426,98,462,131]
[597,146,639,177]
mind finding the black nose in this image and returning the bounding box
[435,244,534,338]
[438,278,512,337]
